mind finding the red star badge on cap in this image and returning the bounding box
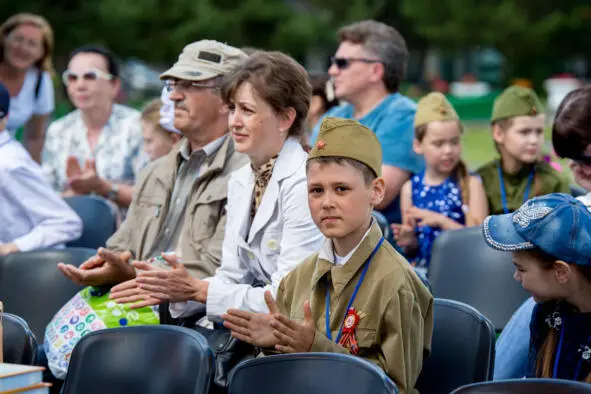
[530,107,537,115]
[316,140,326,149]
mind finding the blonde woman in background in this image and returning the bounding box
[0,13,55,163]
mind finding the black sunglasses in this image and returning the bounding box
[329,56,381,70]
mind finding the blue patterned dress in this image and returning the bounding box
[411,171,466,272]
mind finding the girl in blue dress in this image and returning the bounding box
[393,93,488,274]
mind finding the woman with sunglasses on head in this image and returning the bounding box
[0,13,55,163]
[41,46,147,212]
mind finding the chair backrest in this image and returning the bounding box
[228,352,397,394]
[428,226,530,331]
[64,195,117,249]
[570,184,587,198]
[0,248,96,341]
[451,378,591,394]
[372,211,392,241]
[62,326,214,394]
[415,299,495,394]
[2,313,37,365]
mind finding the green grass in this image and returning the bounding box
[461,124,573,182]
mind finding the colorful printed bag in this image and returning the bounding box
[44,286,159,379]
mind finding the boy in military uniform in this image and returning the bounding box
[477,86,569,215]
[223,117,434,394]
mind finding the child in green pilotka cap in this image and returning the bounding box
[477,86,569,215]
[393,92,488,274]
[223,117,433,394]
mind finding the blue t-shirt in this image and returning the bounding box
[310,93,425,224]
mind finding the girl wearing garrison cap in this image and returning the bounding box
[393,92,488,273]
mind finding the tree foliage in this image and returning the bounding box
[3,0,590,81]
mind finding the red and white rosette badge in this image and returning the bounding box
[338,307,361,355]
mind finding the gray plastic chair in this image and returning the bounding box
[2,312,38,365]
[570,184,587,198]
[416,299,495,394]
[64,195,117,249]
[62,326,214,394]
[428,226,530,331]
[452,378,591,394]
[0,248,96,341]
[228,353,398,394]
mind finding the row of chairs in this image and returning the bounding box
[4,296,494,394]
[5,310,589,394]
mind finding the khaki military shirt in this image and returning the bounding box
[477,159,570,215]
[276,222,434,394]
[106,136,247,278]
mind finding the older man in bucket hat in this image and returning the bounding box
[59,40,247,298]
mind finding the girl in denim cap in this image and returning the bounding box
[483,193,591,382]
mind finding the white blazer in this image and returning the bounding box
[204,137,323,318]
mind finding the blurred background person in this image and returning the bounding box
[303,73,337,147]
[0,13,55,163]
[42,45,146,211]
[0,82,81,256]
[140,92,182,162]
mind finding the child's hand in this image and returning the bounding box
[270,299,316,353]
[392,223,417,249]
[222,291,279,348]
[407,207,444,228]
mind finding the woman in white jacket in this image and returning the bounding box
[111,50,323,320]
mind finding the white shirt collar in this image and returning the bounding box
[0,130,10,147]
[318,220,374,266]
[577,192,591,208]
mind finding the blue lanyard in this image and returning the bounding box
[553,321,591,380]
[497,163,535,214]
[325,237,384,344]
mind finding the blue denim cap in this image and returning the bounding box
[0,83,9,119]
[483,193,591,265]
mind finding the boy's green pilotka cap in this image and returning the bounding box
[491,85,544,123]
[308,117,382,177]
[414,92,459,128]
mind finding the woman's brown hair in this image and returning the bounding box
[533,250,591,381]
[0,13,55,75]
[221,50,312,139]
[415,120,471,213]
[552,86,591,160]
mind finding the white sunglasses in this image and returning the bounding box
[62,68,113,85]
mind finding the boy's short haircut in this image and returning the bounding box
[552,86,591,160]
[491,117,514,132]
[306,156,377,186]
